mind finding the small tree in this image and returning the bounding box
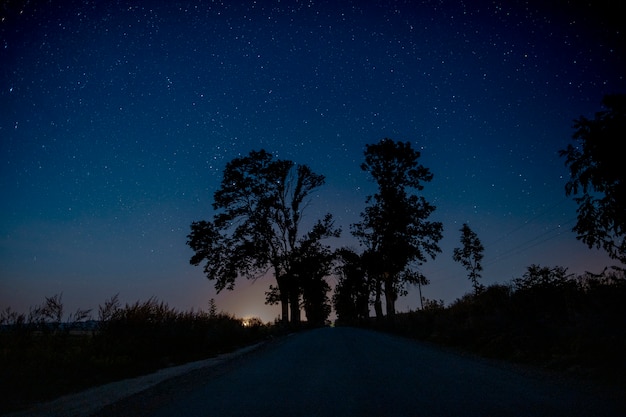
[453,223,485,296]
[332,248,371,324]
[291,215,339,326]
[512,264,571,291]
[208,298,218,318]
[559,94,626,264]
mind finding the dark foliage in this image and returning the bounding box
[187,149,338,324]
[351,138,443,317]
[0,295,276,414]
[452,223,485,295]
[360,266,626,387]
[332,248,371,325]
[560,94,626,263]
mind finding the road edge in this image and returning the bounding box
[2,341,267,417]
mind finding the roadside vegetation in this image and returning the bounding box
[332,94,625,387]
[0,295,278,414]
[3,94,623,413]
[359,265,626,387]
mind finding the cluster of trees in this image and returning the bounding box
[187,139,446,326]
[188,94,625,325]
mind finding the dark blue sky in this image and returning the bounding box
[1,0,624,322]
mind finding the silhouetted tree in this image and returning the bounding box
[298,258,332,326]
[208,298,217,318]
[292,215,339,326]
[187,150,338,324]
[333,248,371,323]
[362,248,385,319]
[511,264,577,317]
[352,139,443,317]
[399,268,430,309]
[512,264,572,292]
[559,94,626,264]
[453,223,485,296]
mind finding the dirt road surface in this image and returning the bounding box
[91,327,625,417]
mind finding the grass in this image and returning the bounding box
[0,294,281,414]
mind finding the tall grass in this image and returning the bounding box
[0,294,274,414]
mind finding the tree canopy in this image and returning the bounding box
[560,94,626,264]
[187,150,338,325]
[351,138,443,317]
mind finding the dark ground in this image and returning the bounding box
[91,327,626,417]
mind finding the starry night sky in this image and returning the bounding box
[1,0,624,322]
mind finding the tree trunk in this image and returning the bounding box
[374,278,383,319]
[418,280,424,310]
[384,290,396,317]
[281,299,289,324]
[384,272,396,317]
[289,285,301,325]
[359,296,370,321]
[277,275,290,324]
[289,288,301,324]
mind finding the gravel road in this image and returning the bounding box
[91,327,625,417]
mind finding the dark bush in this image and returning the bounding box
[0,295,276,414]
[364,266,626,387]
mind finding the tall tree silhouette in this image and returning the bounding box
[187,150,338,324]
[559,94,626,264]
[333,248,371,324]
[453,223,485,296]
[352,139,443,317]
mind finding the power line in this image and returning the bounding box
[483,217,577,268]
[424,198,576,282]
[484,197,570,248]
[368,197,578,286]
